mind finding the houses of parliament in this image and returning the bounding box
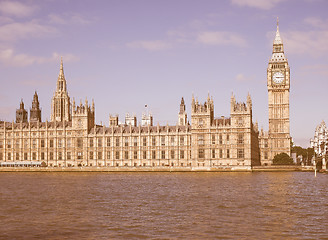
[0,22,291,169]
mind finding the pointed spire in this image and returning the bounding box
[59,56,65,79]
[273,17,282,45]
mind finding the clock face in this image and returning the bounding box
[273,72,285,84]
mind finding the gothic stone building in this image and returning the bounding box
[0,22,290,169]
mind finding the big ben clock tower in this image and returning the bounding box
[267,18,291,160]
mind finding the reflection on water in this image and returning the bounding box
[0,172,327,239]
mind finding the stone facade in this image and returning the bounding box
[0,22,291,168]
[259,19,291,165]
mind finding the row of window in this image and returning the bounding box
[199,148,244,159]
[0,150,189,161]
[0,136,189,148]
[0,148,245,161]
[198,133,244,145]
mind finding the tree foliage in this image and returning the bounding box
[273,153,294,165]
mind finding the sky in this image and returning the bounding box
[0,0,327,147]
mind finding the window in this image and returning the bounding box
[219,134,222,144]
[41,139,45,148]
[199,119,204,126]
[67,152,72,160]
[41,152,45,160]
[264,151,268,159]
[7,140,11,148]
[180,150,184,159]
[170,136,175,146]
[227,149,230,159]
[77,138,83,148]
[238,133,244,144]
[212,134,215,144]
[58,139,62,148]
[171,150,175,159]
[116,138,120,147]
[0,153,2,160]
[77,152,83,160]
[134,151,138,159]
[49,152,54,160]
[143,151,147,159]
[152,150,156,159]
[264,140,268,148]
[161,136,165,146]
[89,139,94,147]
[237,149,244,159]
[238,117,243,126]
[107,137,111,147]
[226,134,230,143]
[219,149,223,158]
[98,138,102,147]
[89,151,93,160]
[24,140,28,148]
[198,135,204,145]
[67,139,71,148]
[50,139,54,148]
[16,153,19,160]
[98,152,102,160]
[125,151,129,159]
[134,137,138,147]
[152,137,156,146]
[143,137,147,146]
[15,140,19,148]
[107,151,111,159]
[32,152,37,160]
[24,152,28,160]
[161,150,165,159]
[0,140,2,148]
[180,136,184,145]
[125,137,129,147]
[212,149,215,158]
[7,153,11,160]
[198,149,205,159]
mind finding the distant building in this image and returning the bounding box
[310,121,327,169]
[0,21,291,169]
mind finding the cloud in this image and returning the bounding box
[283,30,328,57]
[126,40,172,51]
[0,49,79,67]
[231,0,284,10]
[0,20,57,42]
[48,13,92,25]
[304,17,328,29]
[0,1,38,17]
[197,31,247,47]
[235,73,254,82]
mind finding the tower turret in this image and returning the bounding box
[178,97,187,126]
[30,91,42,122]
[51,57,71,122]
[16,99,28,123]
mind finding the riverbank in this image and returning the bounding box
[0,165,317,172]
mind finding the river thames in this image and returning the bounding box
[0,172,327,239]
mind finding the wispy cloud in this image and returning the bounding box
[304,17,328,29]
[126,40,172,51]
[235,73,254,82]
[0,49,79,67]
[197,31,247,47]
[48,13,93,25]
[231,0,285,10]
[0,20,57,42]
[0,1,38,17]
[284,30,328,57]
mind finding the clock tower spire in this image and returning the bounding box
[267,19,291,163]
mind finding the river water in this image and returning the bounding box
[0,172,327,239]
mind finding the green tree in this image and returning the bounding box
[273,153,294,165]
